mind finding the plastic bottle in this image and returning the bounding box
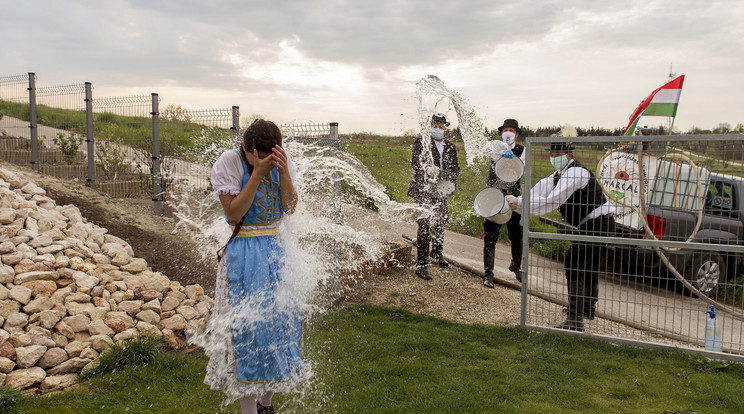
[704,305,722,355]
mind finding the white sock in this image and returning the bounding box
[258,391,274,407]
[239,396,258,414]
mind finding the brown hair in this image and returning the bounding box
[243,119,282,153]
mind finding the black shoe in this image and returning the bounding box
[483,274,494,289]
[415,267,432,280]
[257,402,275,414]
[508,262,518,273]
[435,256,450,268]
[515,270,523,283]
[563,306,595,320]
[556,319,584,332]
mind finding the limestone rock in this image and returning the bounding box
[47,357,90,375]
[5,366,46,389]
[158,314,187,332]
[87,320,114,337]
[23,297,55,314]
[37,347,68,369]
[62,314,91,333]
[63,341,90,359]
[7,332,31,347]
[0,265,14,284]
[121,258,148,273]
[3,312,29,333]
[14,270,58,284]
[39,373,78,392]
[21,280,57,298]
[142,298,162,313]
[15,345,47,369]
[89,335,114,352]
[0,300,21,319]
[118,300,143,316]
[112,328,138,342]
[136,310,161,325]
[162,328,186,350]
[0,356,16,373]
[8,286,33,305]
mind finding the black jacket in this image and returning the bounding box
[407,137,460,202]
[487,144,524,196]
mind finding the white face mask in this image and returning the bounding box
[550,155,569,171]
[502,131,516,145]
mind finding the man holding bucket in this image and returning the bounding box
[407,113,461,280]
[483,118,526,288]
[506,143,615,332]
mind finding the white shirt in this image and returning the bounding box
[210,149,298,229]
[433,139,445,169]
[517,159,614,220]
[488,140,525,163]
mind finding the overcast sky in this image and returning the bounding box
[2,0,743,135]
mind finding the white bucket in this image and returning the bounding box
[473,187,507,220]
[490,205,513,224]
[494,157,524,183]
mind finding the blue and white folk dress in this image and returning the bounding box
[203,149,310,402]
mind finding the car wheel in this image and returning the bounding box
[685,252,724,297]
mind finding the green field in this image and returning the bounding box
[10,305,744,414]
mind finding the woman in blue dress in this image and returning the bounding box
[204,119,309,414]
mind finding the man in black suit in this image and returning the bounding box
[483,118,525,288]
[407,113,460,280]
[506,142,616,331]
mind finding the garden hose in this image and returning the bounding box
[596,144,744,321]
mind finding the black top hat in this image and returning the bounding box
[497,118,522,134]
[547,142,576,152]
[431,113,450,127]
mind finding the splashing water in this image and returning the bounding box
[174,75,491,410]
[416,74,489,167]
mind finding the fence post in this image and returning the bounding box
[85,82,95,187]
[231,106,240,149]
[151,93,162,215]
[28,72,38,172]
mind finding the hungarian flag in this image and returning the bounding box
[622,75,685,136]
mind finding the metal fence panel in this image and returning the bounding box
[522,134,744,361]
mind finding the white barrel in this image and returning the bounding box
[494,156,525,183]
[473,187,506,219]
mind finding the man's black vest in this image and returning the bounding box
[488,144,524,195]
[553,159,607,227]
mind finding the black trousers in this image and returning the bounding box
[483,212,522,276]
[563,215,615,321]
[416,196,449,268]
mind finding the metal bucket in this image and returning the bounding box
[494,156,524,183]
[473,187,509,222]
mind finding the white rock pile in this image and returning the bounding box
[0,167,213,394]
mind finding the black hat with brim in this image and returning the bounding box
[497,118,522,134]
[547,142,576,152]
[431,113,450,127]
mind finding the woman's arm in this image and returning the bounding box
[219,149,276,223]
[272,145,298,214]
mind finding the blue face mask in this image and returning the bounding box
[550,155,569,171]
[431,128,444,141]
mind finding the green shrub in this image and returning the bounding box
[80,334,165,381]
[0,385,26,413]
[51,132,83,165]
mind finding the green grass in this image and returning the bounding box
[0,100,233,162]
[15,305,744,413]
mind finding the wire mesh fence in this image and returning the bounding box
[91,94,154,197]
[0,74,32,143]
[521,134,744,361]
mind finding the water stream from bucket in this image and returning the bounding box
[172,75,491,411]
